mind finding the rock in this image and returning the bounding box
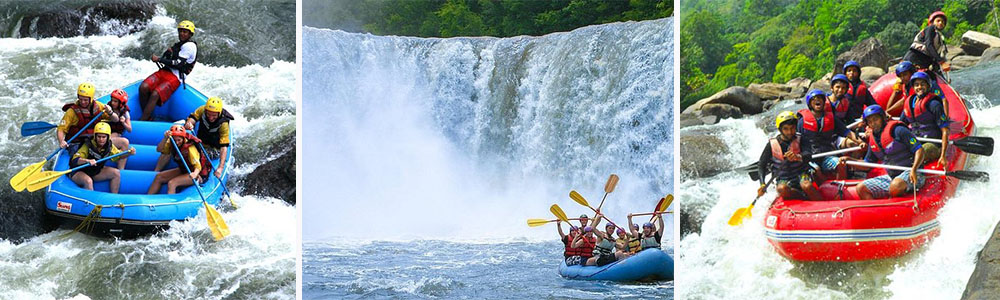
[679,134,732,178]
[961,31,1000,56]
[16,1,156,38]
[680,104,744,127]
[860,66,885,85]
[683,86,763,115]
[747,83,791,100]
[241,133,296,205]
[835,37,890,72]
[785,77,811,96]
[978,47,1000,65]
[947,45,966,61]
[961,221,1000,300]
[951,55,982,70]
[808,73,833,93]
[679,112,708,127]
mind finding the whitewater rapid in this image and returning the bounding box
[678,65,1000,299]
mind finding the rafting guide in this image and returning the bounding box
[140,20,198,121]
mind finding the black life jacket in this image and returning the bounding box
[195,108,234,148]
[73,138,112,170]
[162,40,198,75]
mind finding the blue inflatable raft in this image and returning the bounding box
[558,248,673,281]
[43,80,231,237]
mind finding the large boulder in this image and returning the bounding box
[961,31,1000,56]
[952,55,982,70]
[785,77,811,96]
[684,86,763,115]
[979,47,1000,65]
[860,66,885,85]
[16,1,156,38]
[809,72,834,93]
[680,104,744,127]
[679,133,731,178]
[747,83,791,100]
[962,221,1000,300]
[947,45,966,61]
[836,37,890,72]
[241,133,296,205]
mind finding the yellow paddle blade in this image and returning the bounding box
[25,170,71,192]
[569,190,590,208]
[527,218,554,227]
[203,202,230,241]
[10,159,47,191]
[604,174,619,194]
[727,204,754,226]
[550,204,569,223]
[659,194,673,212]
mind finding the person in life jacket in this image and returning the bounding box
[613,228,634,259]
[569,225,598,266]
[902,71,951,169]
[626,223,642,254]
[904,11,951,76]
[57,82,111,154]
[184,97,232,178]
[840,105,927,199]
[829,74,874,129]
[842,61,878,116]
[70,122,135,193]
[139,20,198,121]
[560,223,586,266]
[798,89,863,180]
[105,89,132,170]
[147,125,209,194]
[638,213,665,251]
[577,214,589,229]
[580,217,627,267]
[757,111,822,200]
[886,61,918,116]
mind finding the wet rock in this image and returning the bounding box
[978,47,1000,65]
[860,66,885,85]
[0,190,56,242]
[961,31,1000,56]
[680,104,743,127]
[747,83,791,100]
[680,134,731,178]
[241,133,295,205]
[684,86,763,115]
[961,220,1000,300]
[952,55,982,70]
[15,1,155,38]
[680,206,704,237]
[947,45,966,61]
[785,77,811,96]
[836,37,890,72]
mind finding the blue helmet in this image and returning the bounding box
[910,71,933,86]
[643,222,654,229]
[895,61,915,76]
[805,89,827,104]
[570,225,579,231]
[863,105,884,119]
[843,60,862,73]
[830,74,850,86]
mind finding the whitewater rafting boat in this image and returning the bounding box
[558,248,673,281]
[43,80,231,238]
[763,72,975,262]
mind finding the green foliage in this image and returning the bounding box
[313,0,673,38]
[681,0,997,110]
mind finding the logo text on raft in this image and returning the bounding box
[57,201,72,212]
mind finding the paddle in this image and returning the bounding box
[845,160,989,182]
[650,194,673,222]
[20,121,58,137]
[24,150,131,192]
[632,211,670,217]
[527,218,582,227]
[916,136,993,156]
[169,136,230,241]
[550,204,570,223]
[728,175,776,226]
[745,146,863,181]
[595,174,619,211]
[568,190,623,230]
[11,111,105,191]
[188,130,237,208]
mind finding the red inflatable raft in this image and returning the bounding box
[763,72,976,262]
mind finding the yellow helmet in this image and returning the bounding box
[775,111,798,128]
[94,122,111,136]
[206,97,223,113]
[177,20,195,34]
[77,82,95,99]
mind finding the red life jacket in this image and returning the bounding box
[575,235,596,258]
[171,136,210,179]
[770,137,800,161]
[798,108,834,133]
[827,94,851,120]
[849,80,870,103]
[107,102,129,134]
[563,234,584,257]
[865,120,914,168]
[62,102,99,138]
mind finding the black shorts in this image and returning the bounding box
[595,254,617,267]
[71,165,102,178]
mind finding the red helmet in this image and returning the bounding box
[169,124,187,138]
[928,11,946,26]
[110,89,128,105]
